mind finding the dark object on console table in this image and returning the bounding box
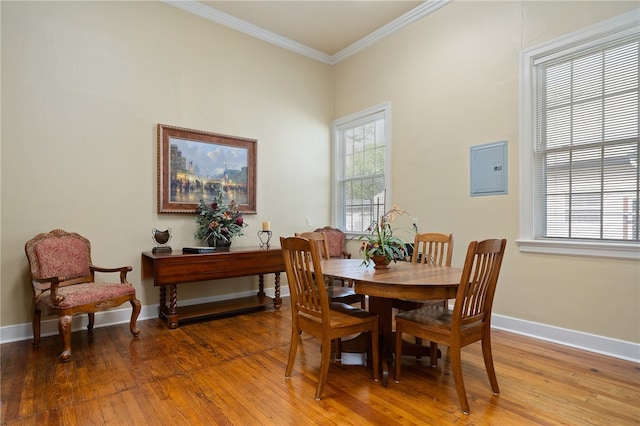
[141,247,284,329]
[152,228,172,253]
[182,246,216,254]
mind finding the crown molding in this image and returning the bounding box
[164,0,332,63]
[330,0,452,64]
[163,0,452,65]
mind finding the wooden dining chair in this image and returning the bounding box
[280,236,379,400]
[412,232,454,266]
[25,229,141,362]
[394,232,454,364]
[394,238,506,414]
[295,231,365,309]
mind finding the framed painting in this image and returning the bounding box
[157,124,257,214]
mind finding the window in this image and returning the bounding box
[332,102,392,233]
[519,11,639,259]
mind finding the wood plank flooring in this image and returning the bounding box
[2,300,639,425]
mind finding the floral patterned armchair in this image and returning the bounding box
[24,229,141,362]
[313,226,351,259]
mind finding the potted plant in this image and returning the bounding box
[360,205,408,268]
[194,192,247,248]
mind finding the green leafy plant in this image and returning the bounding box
[359,205,408,266]
[194,192,247,244]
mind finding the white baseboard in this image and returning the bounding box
[2,288,638,364]
[491,314,640,363]
[0,287,288,344]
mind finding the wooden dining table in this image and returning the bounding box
[320,258,462,385]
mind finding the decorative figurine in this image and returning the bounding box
[152,228,172,253]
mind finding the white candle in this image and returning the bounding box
[262,221,271,231]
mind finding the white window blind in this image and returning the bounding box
[534,35,639,242]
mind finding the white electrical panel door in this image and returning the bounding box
[470,140,507,196]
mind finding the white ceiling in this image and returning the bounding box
[200,1,423,55]
[166,0,451,64]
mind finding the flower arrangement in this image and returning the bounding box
[360,205,408,267]
[194,192,247,245]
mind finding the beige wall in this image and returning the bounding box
[335,1,639,343]
[1,1,638,347]
[1,2,333,325]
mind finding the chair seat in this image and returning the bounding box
[36,283,136,309]
[299,302,377,326]
[395,304,452,329]
[327,286,363,303]
[329,302,375,319]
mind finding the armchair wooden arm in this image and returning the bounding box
[90,265,133,283]
[32,275,65,306]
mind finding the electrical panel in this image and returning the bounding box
[470,140,507,196]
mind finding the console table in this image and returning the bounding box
[141,247,284,328]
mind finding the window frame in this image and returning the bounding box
[518,10,640,260]
[331,102,392,235]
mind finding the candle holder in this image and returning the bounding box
[257,230,272,248]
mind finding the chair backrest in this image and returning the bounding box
[452,239,506,329]
[294,231,330,260]
[25,229,93,292]
[314,226,349,259]
[412,233,454,266]
[280,236,330,323]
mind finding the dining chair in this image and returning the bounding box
[394,232,454,364]
[394,238,506,414]
[280,236,379,400]
[296,231,367,361]
[412,232,454,266]
[25,229,141,362]
[295,231,365,309]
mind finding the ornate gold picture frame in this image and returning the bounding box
[157,124,257,214]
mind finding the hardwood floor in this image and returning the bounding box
[2,299,638,425]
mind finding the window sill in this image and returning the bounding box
[516,239,640,261]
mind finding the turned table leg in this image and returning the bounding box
[168,284,178,329]
[258,274,265,297]
[273,272,282,309]
[159,286,167,316]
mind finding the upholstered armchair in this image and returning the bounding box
[25,229,141,362]
[314,226,351,259]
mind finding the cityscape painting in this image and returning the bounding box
[157,124,257,214]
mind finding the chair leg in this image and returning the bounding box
[427,300,446,365]
[394,326,404,382]
[334,338,342,361]
[130,297,141,336]
[285,326,299,378]
[32,307,42,347]
[370,328,380,382]
[87,313,95,331]
[429,341,438,367]
[58,315,73,363]
[315,336,332,400]
[482,335,500,395]
[450,344,470,414]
